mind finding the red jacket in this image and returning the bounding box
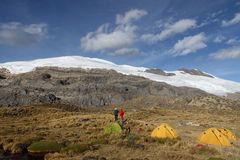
[119,109,124,118]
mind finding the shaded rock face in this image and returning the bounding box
[41,73,51,80]
[145,69,175,76]
[178,68,214,78]
[0,67,208,107]
[0,75,6,80]
[0,68,11,80]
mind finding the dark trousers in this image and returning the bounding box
[114,115,118,121]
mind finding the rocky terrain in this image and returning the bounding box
[177,68,214,78]
[0,67,208,107]
[145,69,175,76]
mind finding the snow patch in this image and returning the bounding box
[1,56,240,96]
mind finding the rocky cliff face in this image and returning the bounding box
[0,68,11,79]
[178,68,214,78]
[145,69,175,76]
[0,67,208,107]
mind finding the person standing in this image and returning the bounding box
[119,108,125,128]
[119,108,124,120]
[114,108,119,121]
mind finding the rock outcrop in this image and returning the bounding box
[178,68,214,78]
[0,67,209,107]
[0,68,11,79]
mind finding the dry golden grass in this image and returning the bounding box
[0,102,239,160]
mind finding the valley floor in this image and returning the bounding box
[0,103,240,160]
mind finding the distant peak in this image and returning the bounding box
[178,68,214,78]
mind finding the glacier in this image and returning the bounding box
[1,56,240,96]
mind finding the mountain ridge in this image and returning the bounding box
[0,67,209,107]
[1,56,240,96]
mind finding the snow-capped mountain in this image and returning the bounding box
[1,56,240,96]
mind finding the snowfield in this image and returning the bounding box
[1,56,240,96]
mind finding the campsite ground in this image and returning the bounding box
[0,97,240,160]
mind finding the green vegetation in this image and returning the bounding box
[27,141,64,153]
[23,136,44,145]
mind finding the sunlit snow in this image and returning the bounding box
[1,56,240,96]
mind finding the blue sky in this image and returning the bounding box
[0,0,240,81]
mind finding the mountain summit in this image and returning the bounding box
[1,56,240,96]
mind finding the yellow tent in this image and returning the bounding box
[151,123,178,139]
[198,128,231,146]
[218,128,236,141]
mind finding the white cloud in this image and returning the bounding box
[113,48,140,56]
[222,12,240,27]
[80,9,147,55]
[213,35,226,43]
[171,33,207,56]
[210,46,240,59]
[24,23,47,35]
[0,22,47,46]
[80,24,135,51]
[154,18,174,29]
[116,9,147,25]
[141,19,197,43]
[225,38,240,45]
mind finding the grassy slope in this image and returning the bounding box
[0,101,239,160]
